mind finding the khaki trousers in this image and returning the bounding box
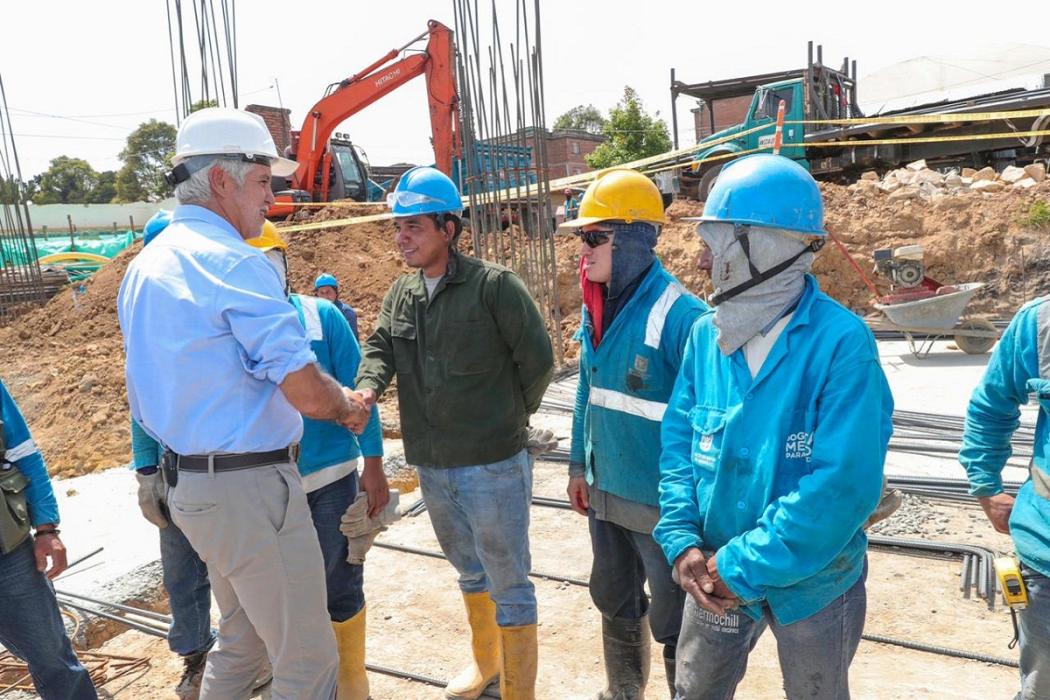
[168,462,338,700]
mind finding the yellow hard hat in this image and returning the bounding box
[249,220,289,252]
[561,168,666,228]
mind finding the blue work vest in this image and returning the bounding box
[571,260,706,507]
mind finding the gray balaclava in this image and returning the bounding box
[700,221,814,355]
[607,221,658,299]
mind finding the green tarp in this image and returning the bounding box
[0,230,136,266]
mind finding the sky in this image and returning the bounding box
[3,0,1050,180]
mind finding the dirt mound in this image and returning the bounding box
[3,184,1049,477]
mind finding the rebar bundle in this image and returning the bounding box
[0,72,47,324]
[452,0,564,365]
[165,0,240,123]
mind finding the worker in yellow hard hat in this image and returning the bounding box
[250,222,392,700]
[561,169,707,698]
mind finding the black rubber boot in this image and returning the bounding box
[663,644,677,699]
[594,615,651,700]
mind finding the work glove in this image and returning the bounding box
[526,426,559,456]
[135,470,168,529]
[339,490,400,565]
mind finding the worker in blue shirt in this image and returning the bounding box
[250,222,391,700]
[315,273,360,340]
[655,155,893,699]
[564,188,580,223]
[960,297,1050,700]
[0,379,97,699]
[118,107,370,700]
[562,169,706,699]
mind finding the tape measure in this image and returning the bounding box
[994,556,1029,650]
[995,556,1029,610]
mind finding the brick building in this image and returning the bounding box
[245,104,293,156]
[691,94,754,141]
[520,128,605,182]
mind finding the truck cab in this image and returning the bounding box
[322,134,370,202]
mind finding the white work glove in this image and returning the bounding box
[526,426,559,456]
[339,490,400,565]
[135,470,168,529]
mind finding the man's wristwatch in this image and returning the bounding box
[35,524,60,536]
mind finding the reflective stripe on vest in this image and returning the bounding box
[589,387,668,422]
[644,283,684,350]
[1031,302,1050,499]
[300,296,324,341]
[4,438,38,463]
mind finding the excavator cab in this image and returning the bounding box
[327,135,369,202]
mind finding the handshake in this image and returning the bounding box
[338,387,378,434]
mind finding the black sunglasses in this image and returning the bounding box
[575,229,613,248]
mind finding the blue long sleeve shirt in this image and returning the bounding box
[960,297,1050,577]
[290,295,382,477]
[655,275,893,625]
[1,379,59,526]
[118,205,315,455]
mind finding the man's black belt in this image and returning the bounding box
[163,446,299,473]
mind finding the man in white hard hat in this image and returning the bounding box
[118,108,370,700]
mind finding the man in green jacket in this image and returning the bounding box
[356,167,553,700]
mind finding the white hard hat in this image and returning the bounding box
[168,108,299,183]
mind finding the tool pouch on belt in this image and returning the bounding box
[0,464,31,554]
[161,450,178,489]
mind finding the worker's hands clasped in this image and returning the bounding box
[978,492,1015,534]
[338,387,371,434]
[135,469,169,529]
[674,547,738,615]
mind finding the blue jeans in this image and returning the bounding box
[307,471,365,622]
[418,449,536,626]
[1018,565,1050,699]
[0,539,97,699]
[158,508,215,656]
[589,513,684,647]
[676,562,867,700]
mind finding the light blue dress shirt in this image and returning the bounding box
[117,205,316,455]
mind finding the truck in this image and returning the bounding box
[671,42,1050,199]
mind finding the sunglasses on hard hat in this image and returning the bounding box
[574,229,613,248]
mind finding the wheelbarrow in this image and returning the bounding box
[868,282,999,358]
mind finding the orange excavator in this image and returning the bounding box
[269,19,461,217]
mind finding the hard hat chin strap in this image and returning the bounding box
[710,223,825,306]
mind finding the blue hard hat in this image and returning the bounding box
[700,154,825,236]
[386,166,462,218]
[143,209,172,246]
[314,273,339,290]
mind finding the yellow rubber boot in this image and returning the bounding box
[333,606,369,700]
[445,591,501,699]
[499,624,538,700]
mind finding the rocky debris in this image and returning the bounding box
[850,160,1050,202]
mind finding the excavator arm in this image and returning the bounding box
[290,19,460,197]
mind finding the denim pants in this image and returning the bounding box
[306,471,366,622]
[676,563,867,700]
[417,449,536,626]
[0,539,97,700]
[1017,565,1050,700]
[158,508,215,656]
[589,513,685,647]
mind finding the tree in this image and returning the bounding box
[90,171,117,203]
[115,119,177,203]
[586,87,672,170]
[0,176,35,204]
[31,157,100,205]
[553,104,606,135]
[190,98,218,113]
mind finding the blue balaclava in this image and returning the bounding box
[607,221,658,299]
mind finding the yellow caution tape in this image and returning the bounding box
[277,212,393,234]
[792,106,1050,127]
